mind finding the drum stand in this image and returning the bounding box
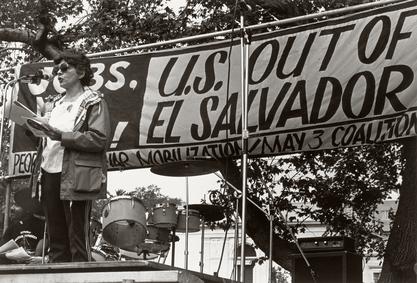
[171,228,176,267]
[41,221,47,264]
[141,250,150,260]
[185,203,224,274]
[199,217,205,273]
[150,157,222,271]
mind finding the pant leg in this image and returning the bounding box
[63,200,92,262]
[41,171,71,263]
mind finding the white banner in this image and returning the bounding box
[136,1,417,166]
[10,0,417,175]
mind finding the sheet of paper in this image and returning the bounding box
[9,101,37,126]
[0,239,19,254]
[9,101,51,137]
[5,247,31,262]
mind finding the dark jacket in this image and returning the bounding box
[31,89,111,201]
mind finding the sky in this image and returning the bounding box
[107,168,221,205]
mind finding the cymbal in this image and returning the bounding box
[150,159,221,177]
[185,204,224,222]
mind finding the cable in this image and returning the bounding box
[216,224,229,275]
[223,1,239,278]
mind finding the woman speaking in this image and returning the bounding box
[30,49,111,263]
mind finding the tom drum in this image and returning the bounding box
[152,203,177,229]
[102,196,146,251]
[176,209,201,233]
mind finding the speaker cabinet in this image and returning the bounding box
[292,251,362,283]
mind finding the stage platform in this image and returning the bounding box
[0,260,235,283]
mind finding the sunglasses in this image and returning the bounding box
[52,62,71,75]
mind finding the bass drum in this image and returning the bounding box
[102,196,147,251]
[91,245,119,261]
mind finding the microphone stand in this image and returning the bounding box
[0,73,47,154]
[0,79,18,158]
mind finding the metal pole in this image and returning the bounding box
[269,215,273,283]
[2,179,11,234]
[233,198,240,281]
[0,81,17,236]
[199,217,205,273]
[171,228,176,267]
[0,0,404,65]
[184,177,189,270]
[0,80,17,161]
[0,84,7,156]
[41,221,47,264]
[239,9,250,282]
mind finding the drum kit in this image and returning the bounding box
[92,198,224,264]
[91,158,225,270]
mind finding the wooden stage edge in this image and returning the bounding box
[0,260,236,283]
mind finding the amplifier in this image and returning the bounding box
[295,236,355,253]
[292,251,362,283]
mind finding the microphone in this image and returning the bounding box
[19,70,51,84]
[239,0,253,12]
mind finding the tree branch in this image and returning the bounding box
[0,28,36,45]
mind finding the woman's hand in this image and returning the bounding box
[43,124,63,141]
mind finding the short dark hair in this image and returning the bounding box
[54,49,94,86]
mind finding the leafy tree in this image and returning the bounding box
[0,0,414,282]
[271,265,290,283]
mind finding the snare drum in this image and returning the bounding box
[176,209,201,233]
[152,203,177,228]
[147,225,170,243]
[102,196,147,251]
[137,225,171,254]
[137,241,170,254]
